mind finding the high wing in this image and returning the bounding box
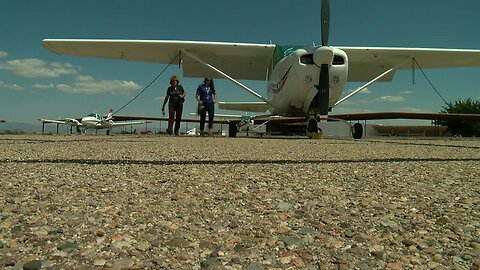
[42,39,480,83]
[42,39,275,80]
[341,47,480,82]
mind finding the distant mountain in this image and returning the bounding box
[0,121,66,133]
[0,121,151,134]
[0,121,38,133]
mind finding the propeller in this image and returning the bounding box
[321,0,330,46]
[314,0,331,122]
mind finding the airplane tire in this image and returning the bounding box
[352,123,363,139]
[106,130,110,136]
[228,122,237,138]
[307,117,318,134]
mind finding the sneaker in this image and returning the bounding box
[166,129,172,135]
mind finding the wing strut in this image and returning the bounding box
[181,50,274,107]
[335,58,411,106]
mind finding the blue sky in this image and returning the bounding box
[1,0,480,125]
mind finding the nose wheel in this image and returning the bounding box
[306,116,322,139]
[307,117,319,133]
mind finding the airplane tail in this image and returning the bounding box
[105,108,113,121]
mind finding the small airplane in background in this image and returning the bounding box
[42,0,480,139]
[39,109,148,135]
[0,120,5,123]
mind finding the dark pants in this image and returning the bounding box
[199,103,214,131]
[167,103,183,134]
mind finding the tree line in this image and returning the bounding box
[437,98,480,137]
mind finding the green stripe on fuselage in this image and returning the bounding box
[272,45,306,66]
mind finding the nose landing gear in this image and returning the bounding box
[306,115,322,139]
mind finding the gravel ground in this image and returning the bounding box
[0,134,479,270]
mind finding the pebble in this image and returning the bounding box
[280,236,302,248]
[112,258,134,269]
[57,241,78,252]
[22,260,53,270]
[93,258,107,266]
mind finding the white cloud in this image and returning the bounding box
[400,90,413,95]
[395,106,430,113]
[0,51,8,58]
[376,96,405,103]
[0,58,78,78]
[338,94,405,105]
[348,87,371,94]
[33,83,55,89]
[0,80,23,91]
[331,107,373,114]
[360,88,371,94]
[56,75,142,94]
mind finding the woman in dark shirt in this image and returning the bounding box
[196,77,217,136]
[162,75,186,135]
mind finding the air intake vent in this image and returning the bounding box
[333,55,344,65]
[300,54,314,64]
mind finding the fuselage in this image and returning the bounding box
[267,45,348,116]
[81,113,112,128]
[64,118,81,126]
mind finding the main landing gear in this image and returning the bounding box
[306,115,364,139]
[351,123,363,139]
[228,122,237,138]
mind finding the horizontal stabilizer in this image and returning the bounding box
[218,102,269,113]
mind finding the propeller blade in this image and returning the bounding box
[317,64,330,120]
[321,0,330,46]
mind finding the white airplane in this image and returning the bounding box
[39,109,148,135]
[41,0,480,138]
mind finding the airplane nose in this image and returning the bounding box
[313,46,334,66]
